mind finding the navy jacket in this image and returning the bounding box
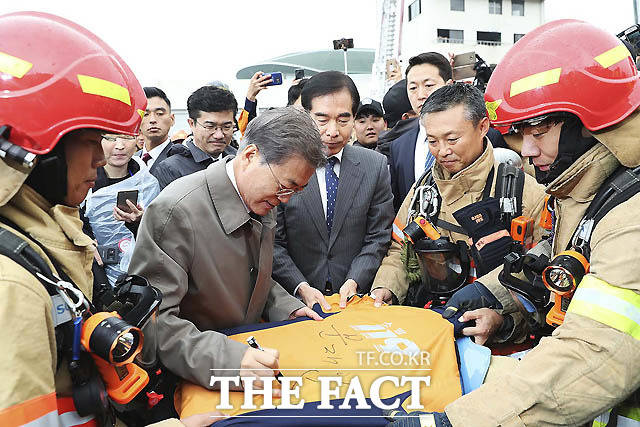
[388,123,507,212]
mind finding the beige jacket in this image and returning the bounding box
[129,157,304,390]
[445,114,640,425]
[372,142,546,320]
[0,158,182,426]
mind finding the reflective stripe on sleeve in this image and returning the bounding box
[0,392,58,427]
[392,217,404,244]
[568,275,640,340]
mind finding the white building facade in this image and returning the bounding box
[373,0,545,98]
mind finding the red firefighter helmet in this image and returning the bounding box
[0,11,146,154]
[485,19,640,134]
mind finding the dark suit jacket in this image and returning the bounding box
[135,141,173,174]
[388,123,508,212]
[272,144,394,294]
[389,121,420,212]
[151,138,237,189]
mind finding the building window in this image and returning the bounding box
[408,0,421,21]
[512,0,524,16]
[489,0,502,14]
[438,29,464,44]
[514,33,525,43]
[451,0,465,11]
[477,31,502,46]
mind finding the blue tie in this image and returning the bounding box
[325,156,339,235]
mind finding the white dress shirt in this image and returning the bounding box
[414,124,429,181]
[141,138,170,169]
[315,148,344,218]
[225,158,249,213]
[295,148,344,296]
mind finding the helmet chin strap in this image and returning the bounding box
[533,117,598,185]
[24,143,68,206]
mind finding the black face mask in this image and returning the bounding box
[24,142,68,206]
[533,117,598,185]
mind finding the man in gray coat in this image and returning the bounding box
[129,107,326,390]
[272,71,395,310]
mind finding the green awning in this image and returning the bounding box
[235,48,375,79]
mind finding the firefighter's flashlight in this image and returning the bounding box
[81,312,143,365]
[542,250,590,295]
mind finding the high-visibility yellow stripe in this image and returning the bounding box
[0,51,33,78]
[568,275,640,340]
[510,68,562,97]
[594,45,631,69]
[618,405,640,421]
[77,74,131,106]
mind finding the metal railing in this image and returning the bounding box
[435,38,502,46]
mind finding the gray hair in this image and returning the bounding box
[241,106,326,168]
[420,82,487,127]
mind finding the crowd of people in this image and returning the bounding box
[1,10,640,427]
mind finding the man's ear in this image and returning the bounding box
[479,116,490,138]
[240,143,259,164]
[170,113,175,127]
[187,117,195,132]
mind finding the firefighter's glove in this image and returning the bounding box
[453,197,513,277]
[384,409,452,427]
[442,281,502,319]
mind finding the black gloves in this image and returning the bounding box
[442,281,502,320]
[453,197,513,277]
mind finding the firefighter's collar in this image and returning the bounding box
[547,143,619,202]
[433,139,494,206]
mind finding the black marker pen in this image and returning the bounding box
[246,336,282,382]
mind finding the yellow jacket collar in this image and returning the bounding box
[547,143,620,201]
[592,108,640,167]
[0,185,94,249]
[433,139,494,206]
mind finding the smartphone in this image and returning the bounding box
[116,190,139,213]
[265,72,283,86]
[294,69,305,80]
[452,51,477,81]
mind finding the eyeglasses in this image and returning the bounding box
[263,157,302,198]
[194,119,235,134]
[102,134,138,142]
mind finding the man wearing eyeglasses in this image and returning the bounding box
[152,85,238,189]
[129,107,326,396]
[272,71,395,310]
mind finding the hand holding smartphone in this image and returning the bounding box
[116,190,139,213]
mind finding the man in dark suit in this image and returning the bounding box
[388,52,452,212]
[388,55,509,212]
[151,86,238,189]
[272,71,395,309]
[137,87,175,174]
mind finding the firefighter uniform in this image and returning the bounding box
[372,141,546,342]
[445,19,640,426]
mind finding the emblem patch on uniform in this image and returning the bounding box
[485,99,502,121]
